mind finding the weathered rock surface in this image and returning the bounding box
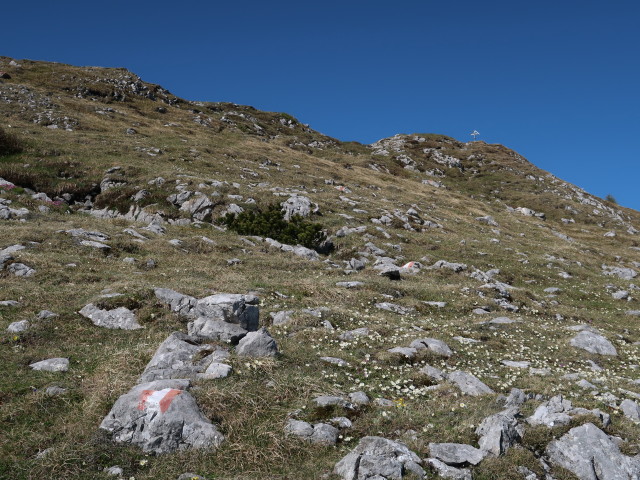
[426,458,472,480]
[428,443,486,466]
[194,293,259,330]
[235,328,278,357]
[527,395,610,428]
[476,407,521,456]
[99,379,224,454]
[139,332,229,382]
[30,358,69,372]
[285,419,339,445]
[570,330,617,356]
[334,436,425,479]
[79,304,142,330]
[448,371,494,396]
[409,337,453,357]
[154,288,197,316]
[546,423,640,480]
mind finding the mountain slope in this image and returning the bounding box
[1,57,639,480]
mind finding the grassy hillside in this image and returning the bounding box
[1,57,639,480]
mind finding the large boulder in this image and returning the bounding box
[99,379,224,454]
[139,332,229,382]
[428,443,486,466]
[546,423,640,480]
[79,304,142,330]
[334,436,425,479]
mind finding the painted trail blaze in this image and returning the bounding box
[137,388,182,413]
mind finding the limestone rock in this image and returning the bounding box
[235,328,278,357]
[570,330,617,356]
[546,423,640,480]
[99,379,224,454]
[409,337,453,357]
[154,288,197,316]
[139,332,228,382]
[194,293,259,331]
[428,443,486,466]
[334,436,425,479]
[448,371,494,396]
[188,318,248,343]
[476,407,521,456]
[620,399,640,421]
[79,304,142,330]
[30,358,69,372]
[426,458,472,480]
[285,419,339,445]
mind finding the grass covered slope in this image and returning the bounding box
[1,57,639,480]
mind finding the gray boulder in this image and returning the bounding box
[99,379,224,454]
[426,458,472,480]
[570,330,617,356]
[546,423,640,480]
[527,395,610,428]
[79,304,142,330]
[602,265,637,280]
[620,399,640,421]
[281,195,314,221]
[334,436,425,479]
[419,364,448,382]
[235,328,278,357]
[180,195,213,221]
[188,318,248,343]
[139,332,228,382]
[7,320,30,333]
[428,443,486,466]
[429,260,467,272]
[30,358,69,372]
[285,419,339,445]
[194,293,259,331]
[476,407,521,456]
[447,371,494,396]
[409,337,453,357]
[270,310,293,325]
[375,302,414,315]
[155,288,197,316]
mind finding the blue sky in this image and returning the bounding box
[4,1,639,209]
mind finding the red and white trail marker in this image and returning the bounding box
[137,388,182,413]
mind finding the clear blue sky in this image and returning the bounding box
[4,1,639,210]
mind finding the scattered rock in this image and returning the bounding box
[334,436,425,479]
[570,330,617,356]
[428,443,486,466]
[235,328,278,357]
[409,337,453,357]
[285,419,339,445]
[30,358,69,372]
[476,407,521,456]
[447,371,494,396]
[79,304,142,330]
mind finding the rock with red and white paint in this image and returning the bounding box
[99,379,224,454]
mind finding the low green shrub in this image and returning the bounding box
[221,203,327,251]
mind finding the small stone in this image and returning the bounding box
[236,328,278,357]
[30,358,69,372]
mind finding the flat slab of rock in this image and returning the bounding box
[334,436,425,479]
[527,395,610,428]
[429,443,486,466]
[30,358,69,372]
[375,302,414,315]
[99,379,224,454]
[448,371,494,396]
[570,330,617,356]
[388,346,418,358]
[235,328,278,357]
[79,304,142,330]
[546,423,640,480]
[139,332,228,382]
